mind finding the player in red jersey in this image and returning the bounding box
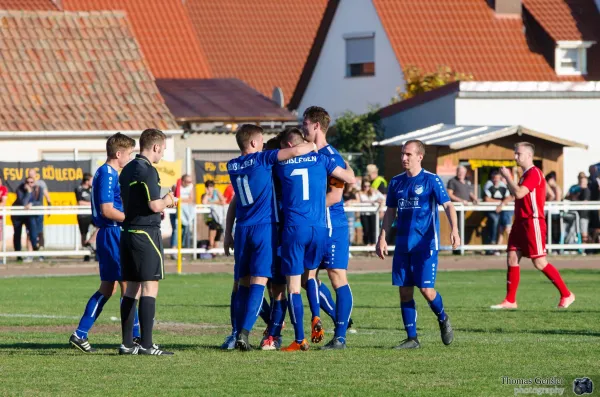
[491,142,575,309]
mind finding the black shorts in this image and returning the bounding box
[121,227,164,281]
[77,215,93,236]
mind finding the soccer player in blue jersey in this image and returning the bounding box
[69,133,138,353]
[302,106,355,349]
[376,139,459,349]
[275,127,355,351]
[226,124,318,351]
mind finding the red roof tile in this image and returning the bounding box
[185,0,329,103]
[62,0,212,79]
[372,0,591,81]
[0,0,57,9]
[523,0,599,41]
[0,10,177,131]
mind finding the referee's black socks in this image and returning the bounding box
[121,296,137,347]
[139,296,156,349]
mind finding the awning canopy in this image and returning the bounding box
[373,124,588,150]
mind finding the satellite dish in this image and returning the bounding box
[272,87,284,108]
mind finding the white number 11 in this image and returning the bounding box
[291,168,309,200]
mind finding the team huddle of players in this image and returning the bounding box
[67,107,576,356]
[222,107,356,351]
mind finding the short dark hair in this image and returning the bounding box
[490,170,500,179]
[403,139,426,155]
[106,132,135,159]
[205,180,215,188]
[82,173,92,183]
[280,127,305,147]
[265,136,281,151]
[545,171,557,182]
[303,106,330,133]
[235,124,263,151]
[139,128,166,151]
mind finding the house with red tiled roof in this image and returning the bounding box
[0,10,180,162]
[292,0,600,191]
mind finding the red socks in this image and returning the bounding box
[542,263,570,298]
[505,266,520,303]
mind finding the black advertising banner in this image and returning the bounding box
[194,160,231,186]
[0,161,91,192]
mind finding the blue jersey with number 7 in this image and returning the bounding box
[274,153,338,227]
[227,150,280,227]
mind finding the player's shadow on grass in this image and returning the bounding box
[0,342,204,354]
[458,327,600,337]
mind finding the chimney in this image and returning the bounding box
[493,0,522,17]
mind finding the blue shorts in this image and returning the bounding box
[97,227,122,282]
[392,250,438,288]
[321,225,350,270]
[234,223,276,281]
[281,226,327,276]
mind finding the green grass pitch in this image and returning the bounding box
[0,269,598,396]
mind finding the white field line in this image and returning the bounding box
[0,313,79,319]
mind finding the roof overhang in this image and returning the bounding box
[373,124,588,150]
[0,130,183,139]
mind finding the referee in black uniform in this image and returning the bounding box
[118,128,177,356]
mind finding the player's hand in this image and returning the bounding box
[375,237,387,260]
[450,229,461,250]
[223,232,234,256]
[499,166,511,180]
[496,204,503,213]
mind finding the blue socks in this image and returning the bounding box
[428,292,447,322]
[229,289,236,333]
[75,291,108,339]
[334,284,353,342]
[269,299,287,337]
[318,281,336,321]
[288,293,305,343]
[258,297,271,325]
[306,278,320,320]
[234,285,249,334]
[241,284,266,332]
[400,300,417,339]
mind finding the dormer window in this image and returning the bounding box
[555,41,595,76]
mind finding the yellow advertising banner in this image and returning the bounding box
[155,159,183,189]
[468,159,517,169]
[4,192,80,225]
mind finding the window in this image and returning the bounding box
[555,42,593,76]
[345,33,375,77]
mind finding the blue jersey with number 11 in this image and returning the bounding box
[275,153,337,227]
[227,150,280,227]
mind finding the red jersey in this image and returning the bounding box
[514,166,545,221]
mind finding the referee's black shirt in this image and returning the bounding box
[119,154,162,228]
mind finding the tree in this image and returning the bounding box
[391,66,473,103]
[330,108,383,175]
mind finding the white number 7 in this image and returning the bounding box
[291,168,309,200]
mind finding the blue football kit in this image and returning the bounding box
[274,152,337,276]
[227,150,280,280]
[319,145,350,270]
[386,169,450,288]
[91,163,123,282]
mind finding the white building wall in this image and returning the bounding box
[455,98,600,191]
[297,0,405,119]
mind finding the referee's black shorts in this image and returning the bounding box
[121,227,164,281]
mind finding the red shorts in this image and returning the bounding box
[507,218,547,258]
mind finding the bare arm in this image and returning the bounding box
[469,192,479,203]
[330,166,355,185]
[375,207,397,259]
[100,202,125,222]
[201,193,209,205]
[216,189,227,205]
[326,186,343,207]
[442,201,460,249]
[276,142,317,161]
[43,189,51,204]
[148,193,176,213]
[500,167,530,200]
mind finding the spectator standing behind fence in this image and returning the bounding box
[586,165,600,243]
[343,182,359,246]
[483,170,514,255]
[28,169,51,256]
[202,180,226,250]
[366,164,388,195]
[0,178,7,242]
[12,176,38,262]
[566,174,591,243]
[447,165,477,254]
[358,179,384,250]
[545,171,562,244]
[170,174,195,259]
[75,173,94,262]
